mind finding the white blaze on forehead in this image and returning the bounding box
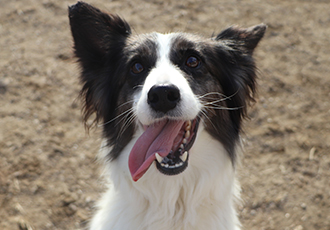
[155,33,175,64]
[145,33,183,85]
[139,33,181,91]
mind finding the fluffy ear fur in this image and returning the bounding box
[204,25,266,160]
[68,1,131,127]
[216,24,267,54]
[214,24,266,108]
[69,2,134,160]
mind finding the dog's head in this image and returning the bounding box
[69,2,265,181]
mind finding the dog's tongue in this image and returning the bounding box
[129,119,185,181]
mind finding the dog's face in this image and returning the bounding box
[69,2,265,181]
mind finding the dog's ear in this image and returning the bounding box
[69,1,131,69]
[213,24,266,108]
[215,24,266,54]
[209,24,266,138]
[68,2,131,127]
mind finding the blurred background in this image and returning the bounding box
[0,0,329,229]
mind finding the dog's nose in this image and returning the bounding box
[148,84,180,113]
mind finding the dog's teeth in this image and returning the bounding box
[164,164,169,168]
[185,130,190,138]
[180,144,184,149]
[185,121,191,131]
[176,162,184,167]
[182,138,187,144]
[155,153,164,163]
[180,151,188,162]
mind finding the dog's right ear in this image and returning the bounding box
[69,2,131,127]
[68,1,131,70]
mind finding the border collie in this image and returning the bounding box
[69,2,266,230]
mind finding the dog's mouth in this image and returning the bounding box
[129,118,199,181]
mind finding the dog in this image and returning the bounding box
[69,2,265,230]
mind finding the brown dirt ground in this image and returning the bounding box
[1,0,330,229]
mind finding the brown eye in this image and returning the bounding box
[185,56,200,68]
[131,62,144,74]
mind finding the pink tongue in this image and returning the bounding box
[129,119,185,181]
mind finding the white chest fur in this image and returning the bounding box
[90,128,241,230]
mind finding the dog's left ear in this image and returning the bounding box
[215,24,267,54]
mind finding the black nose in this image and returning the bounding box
[147,84,181,113]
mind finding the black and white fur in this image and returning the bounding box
[69,2,266,230]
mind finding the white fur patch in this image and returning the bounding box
[91,125,240,230]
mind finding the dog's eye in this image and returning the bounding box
[131,62,144,74]
[185,56,200,68]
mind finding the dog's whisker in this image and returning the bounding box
[117,115,131,136]
[199,109,217,130]
[197,92,227,99]
[116,100,135,109]
[203,105,245,111]
[201,98,229,105]
[118,112,136,137]
[99,108,134,127]
[198,90,240,102]
[115,108,135,126]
